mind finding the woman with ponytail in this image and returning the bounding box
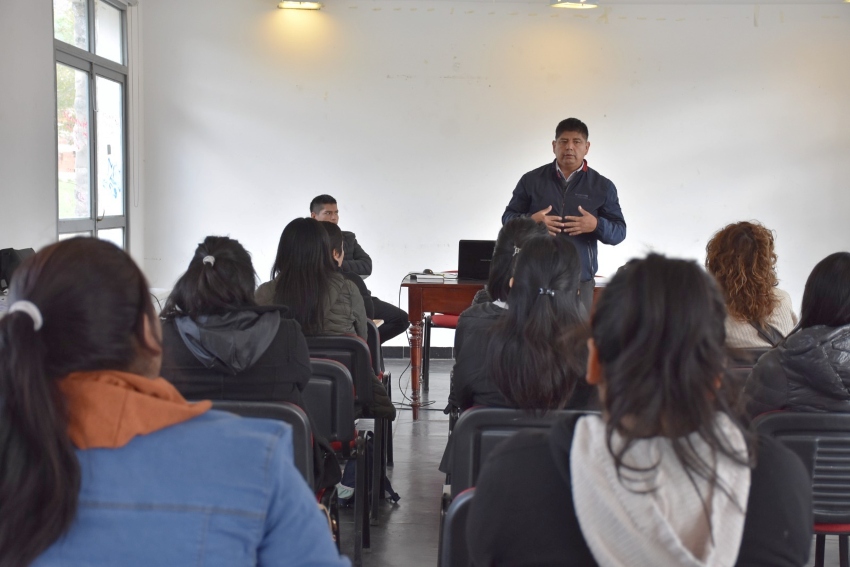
[451,235,592,411]
[0,238,347,566]
[160,236,312,408]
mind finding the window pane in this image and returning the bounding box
[95,1,123,64]
[57,63,92,220]
[96,76,124,217]
[58,232,92,240]
[97,228,124,249]
[53,0,89,50]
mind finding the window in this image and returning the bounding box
[53,0,130,248]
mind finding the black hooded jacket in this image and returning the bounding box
[160,306,312,407]
[745,324,850,418]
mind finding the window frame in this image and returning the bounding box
[53,0,131,249]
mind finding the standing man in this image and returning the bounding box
[502,118,626,314]
[310,195,409,343]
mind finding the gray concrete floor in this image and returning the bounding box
[336,357,836,566]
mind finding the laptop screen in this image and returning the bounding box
[458,240,496,280]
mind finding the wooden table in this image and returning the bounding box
[401,276,486,420]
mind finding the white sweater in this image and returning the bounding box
[725,288,798,349]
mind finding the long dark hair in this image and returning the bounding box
[271,218,337,334]
[320,221,344,257]
[799,252,850,329]
[0,237,155,565]
[486,236,586,409]
[161,236,256,319]
[592,254,752,500]
[488,218,548,302]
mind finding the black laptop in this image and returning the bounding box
[457,240,496,280]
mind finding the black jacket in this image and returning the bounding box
[745,324,850,418]
[160,307,312,405]
[468,414,812,567]
[450,302,508,411]
[342,230,372,277]
[502,160,626,281]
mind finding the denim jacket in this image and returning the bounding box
[35,410,349,567]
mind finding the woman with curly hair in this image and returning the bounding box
[705,221,797,348]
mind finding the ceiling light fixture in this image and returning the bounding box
[550,0,597,8]
[278,1,322,9]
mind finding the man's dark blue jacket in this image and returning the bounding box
[502,160,626,281]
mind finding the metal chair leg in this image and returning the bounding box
[816,534,825,567]
[841,535,849,567]
[353,432,369,565]
[370,418,384,526]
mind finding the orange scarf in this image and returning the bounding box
[59,370,212,449]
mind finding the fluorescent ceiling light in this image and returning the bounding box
[551,0,598,8]
[278,1,322,9]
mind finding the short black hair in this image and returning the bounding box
[310,194,337,214]
[800,252,850,329]
[555,118,589,141]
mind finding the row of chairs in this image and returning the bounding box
[438,408,850,567]
[207,320,392,567]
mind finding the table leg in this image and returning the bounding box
[409,321,422,420]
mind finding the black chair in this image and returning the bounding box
[439,488,475,567]
[306,335,389,527]
[211,400,314,490]
[450,407,590,498]
[753,412,850,567]
[305,359,367,565]
[726,347,770,410]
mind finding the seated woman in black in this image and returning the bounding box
[467,254,812,567]
[745,251,850,417]
[451,235,588,411]
[160,236,312,406]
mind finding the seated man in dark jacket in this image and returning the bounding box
[745,252,850,418]
[310,194,409,343]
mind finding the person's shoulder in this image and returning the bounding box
[584,164,615,187]
[255,280,276,304]
[460,302,504,321]
[752,433,809,487]
[342,229,356,240]
[522,162,555,179]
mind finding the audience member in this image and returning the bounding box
[745,251,850,417]
[450,235,588,411]
[310,195,410,342]
[706,221,797,348]
[158,236,340,489]
[160,236,311,406]
[257,217,367,339]
[257,218,395,420]
[0,238,347,566]
[467,254,812,567]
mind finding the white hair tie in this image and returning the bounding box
[9,300,44,331]
[202,256,215,267]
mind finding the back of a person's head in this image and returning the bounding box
[271,217,336,334]
[0,237,154,565]
[320,220,344,257]
[488,236,586,410]
[488,218,548,302]
[592,254,750,484]
[162,236,256,319]
[799,252,850,329]
[309,194,336,215]
[705,221,778,323]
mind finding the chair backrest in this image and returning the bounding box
[754,412,850,524]
[450,407,591,497]
[304,359,356,444]
[440,488,475,567]
[306,335,375,406]
[366,320,384,376]
[211,400,314,489]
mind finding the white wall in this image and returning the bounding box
[0,0,57,251]
[140,0,850,346]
